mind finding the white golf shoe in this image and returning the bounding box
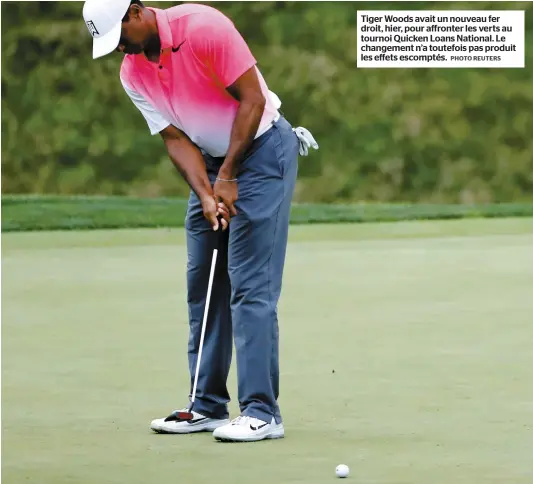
[150,408,230,434]
[212,415,284,442]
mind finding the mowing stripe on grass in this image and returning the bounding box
[2,195,533,232]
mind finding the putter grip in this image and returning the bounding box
[215,215,225,248]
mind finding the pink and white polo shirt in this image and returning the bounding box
[120,3,281,157]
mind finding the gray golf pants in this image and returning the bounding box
[184,116,299,425]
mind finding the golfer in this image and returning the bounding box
[83,0,317,442]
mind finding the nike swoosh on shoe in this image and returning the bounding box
[187,417,208,425]
[250,423,269,431]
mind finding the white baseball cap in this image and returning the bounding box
[83,0,131,59]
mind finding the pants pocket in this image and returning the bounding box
[238,127,284,180]
[272,126,286,178]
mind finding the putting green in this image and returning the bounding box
[2,219,533,483]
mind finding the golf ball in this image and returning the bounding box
[336,464,349,478]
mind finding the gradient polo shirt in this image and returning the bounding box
[120,3,281,157]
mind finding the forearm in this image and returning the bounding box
[165,138,212,200]
[218,98,265,179]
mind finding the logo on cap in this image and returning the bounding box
[86,20,99,37]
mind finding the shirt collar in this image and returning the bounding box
[148,7,173,51]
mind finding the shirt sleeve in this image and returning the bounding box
[187,11,257,88]
[120,78,171,135]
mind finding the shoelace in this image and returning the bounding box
[230,416,268,429]
[230,416,247,425]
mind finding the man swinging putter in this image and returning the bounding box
[82,0,318,442]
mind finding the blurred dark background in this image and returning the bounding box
[2,1,532,204]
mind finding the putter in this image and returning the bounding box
[165,216,224,422]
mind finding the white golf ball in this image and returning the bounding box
[336,464,349,478]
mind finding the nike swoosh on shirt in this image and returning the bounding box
[172,41,186,53]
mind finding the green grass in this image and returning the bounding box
[3,195,533,231]
[2,218,533,483]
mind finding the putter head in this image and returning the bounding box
[164,408,194,422]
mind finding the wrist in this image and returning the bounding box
[218,161,237,180]
[199,191,214,205]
